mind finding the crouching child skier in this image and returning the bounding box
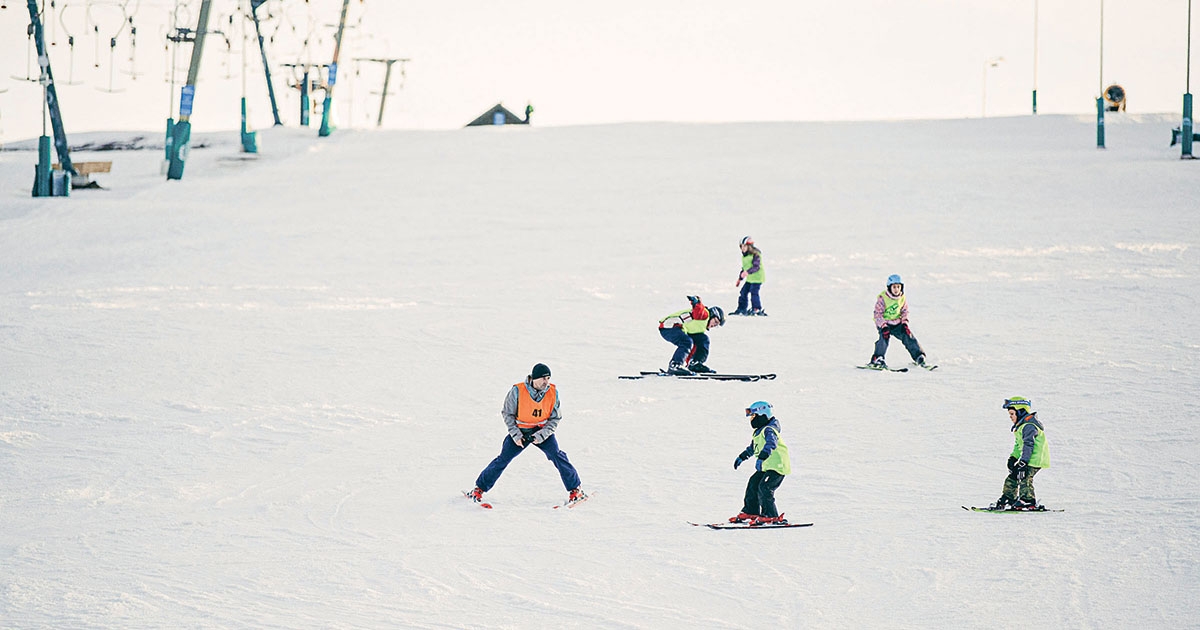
[658,295,726,375]
[730,400,792,525]
[989,396,1050,511]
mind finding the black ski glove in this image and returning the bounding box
[1012,460,1028,480]
[1007,456,1018,471]
[734,454,749,469]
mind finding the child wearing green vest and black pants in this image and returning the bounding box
[730,400,791,525]
[990,396,1051,511]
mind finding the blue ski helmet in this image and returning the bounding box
[746,400,774,418]
[886,274,903,287]
[1002,396,1032,413]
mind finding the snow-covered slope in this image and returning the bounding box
[1,115,1197,628]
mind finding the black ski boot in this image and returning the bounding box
[667,362,691,376]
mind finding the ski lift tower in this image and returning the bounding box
[167,0,214,180]
[318,0,351,137]
[25,0,75,196]
[355,57,408,127]
[249,0,282,126]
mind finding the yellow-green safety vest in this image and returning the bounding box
[1011,422,1050,468]
[660,309,709,335]
[753,427,791,475]
[741,253,765,284]
[878,291,906,321]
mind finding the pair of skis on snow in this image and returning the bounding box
[962,505,1064,513]
[688,520,813,530]
[619,370,777,382]
[856,361,938,373]
[462,490,591,510]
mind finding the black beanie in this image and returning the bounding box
[531,363,551,379]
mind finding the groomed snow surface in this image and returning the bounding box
[1,115,1198,628]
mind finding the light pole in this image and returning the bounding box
[982,56,1004,117]
[1032,0,1039,114]
[1184,0,1194,158]
[1097,0,1105,148]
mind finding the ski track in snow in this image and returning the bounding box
[2,117,1199,628]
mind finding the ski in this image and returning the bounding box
[913,362,939,371]
[553,491,592,509]
[619,370,776,382]
[856,364,909,373]
[462,490,493,509]
[688,521,813,530]
[962,505,1063,513]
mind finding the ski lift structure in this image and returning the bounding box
[282,62,329,127]
[20,0,76,196]
[354,56,407,127]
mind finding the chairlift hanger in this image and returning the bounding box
[55,1,84,85]
[10,23,39,82]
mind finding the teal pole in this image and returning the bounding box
[1185,0,1194,158]
[301,70,310,126]
[319,0,351,137]
[167,0,213,180]
[250,0,282,126]
[33,135,52,197]
[165,117,174,161]
[26,0,74,176]
[240,97,257,153]
[1097,0,1105,149]
[1184,94,1194,158]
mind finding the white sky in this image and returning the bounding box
[0,0,1195,139]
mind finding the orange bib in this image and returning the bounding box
[515,382,557,429]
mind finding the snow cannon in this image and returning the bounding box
[1104,85,1126,112]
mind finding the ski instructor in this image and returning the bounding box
[467,363,586,505]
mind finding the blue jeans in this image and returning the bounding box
[737,282,762,311]
[475,434,581,492]
[660,327,709,365]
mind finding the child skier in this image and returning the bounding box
[989,396,1050,511]
[730,400,791,525]
[658,296,726,375]
[867,274,930,369]
[732,236,767,316]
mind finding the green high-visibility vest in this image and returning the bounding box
[752,426,791,475]
[878,291,905,321]
[742,253,765,284]
[1011,422,1050,468]
[660,309,709,334]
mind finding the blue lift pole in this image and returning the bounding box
[318,0,352,137]
[167,0,214,180]
[26,0,74,180]
[1184,0,1194,159]
[250,0,282,126]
